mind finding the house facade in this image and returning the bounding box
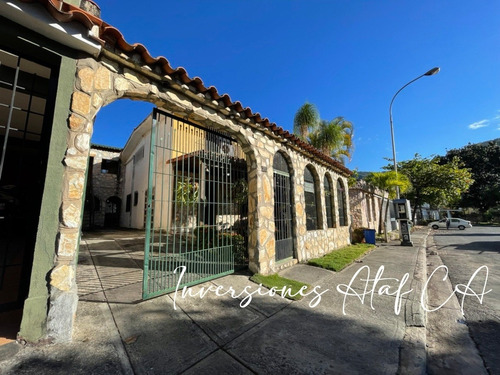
[118,111,248,232]
[0,0,352,344]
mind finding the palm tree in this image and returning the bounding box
[293,102,319,140]
[366,171,411,235]
[310,117,354,163]
[293,103,354,162]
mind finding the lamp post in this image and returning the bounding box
[389,67,440,198]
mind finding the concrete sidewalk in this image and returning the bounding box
[0,228,430,374]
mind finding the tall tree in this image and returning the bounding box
[365,171,411,233]
[309,117,354,162]
[394,154,473,221]
[293,102,319,140]
[441,141,500,212]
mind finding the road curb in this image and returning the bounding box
[406,229,430,327]
[424,230,488,374]
[398,228,430,375]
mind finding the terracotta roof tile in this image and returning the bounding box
[20,0,352,176]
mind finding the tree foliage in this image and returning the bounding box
[293,102,319,140]
[392,154,473,220]
[309,117,354,162]
[175,178,199,207]
[365,171,411,233]
[348,169,359,187]
[293,103,354,163]
[440,141,500,212]
[365,171,411,200]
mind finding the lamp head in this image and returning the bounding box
[425,67,440,76]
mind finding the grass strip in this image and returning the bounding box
[250,273,311,301]
[308,243,375,272]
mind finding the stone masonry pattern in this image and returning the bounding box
[48,54,352,341]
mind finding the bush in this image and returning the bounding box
[485,207,500,223]
[417,219,432,226]
[219,232,246,264]
[464,212,482,224]
[193,225,217,249]
[351,227,367,244]
[193,226,247,264]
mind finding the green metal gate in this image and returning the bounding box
[143,109,244,299]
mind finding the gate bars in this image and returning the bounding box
[143,109,246,299]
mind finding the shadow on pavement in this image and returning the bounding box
[0,296,405,375]
[467,318,500,375]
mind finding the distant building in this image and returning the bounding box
[83,144,122,229]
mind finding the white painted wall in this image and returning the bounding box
[120,121,152,229]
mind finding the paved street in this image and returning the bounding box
[429,226,500,375]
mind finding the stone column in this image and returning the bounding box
[246,133,276,274]
[47,59,107,341]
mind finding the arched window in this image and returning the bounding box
[337,179,347,226]
[304,165,321,230]
[324,174,335,228]
[273,152,294,260]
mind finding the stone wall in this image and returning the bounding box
[243,132,351,274]
[349,180,387,232]
[47,53,352,342]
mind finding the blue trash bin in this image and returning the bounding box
[363,229,376,244]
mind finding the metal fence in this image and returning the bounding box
[143,109,247,299]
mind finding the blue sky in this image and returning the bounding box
[92,1,500,172]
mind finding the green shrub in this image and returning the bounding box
[351,227,367,244]
[219,232,246,264]
[485,207,500,223]
[193,226,247,264]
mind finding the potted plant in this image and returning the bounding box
[174,178,199,234]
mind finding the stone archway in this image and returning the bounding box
[46,56,262,341]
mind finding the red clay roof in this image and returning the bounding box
[20,0,352,176]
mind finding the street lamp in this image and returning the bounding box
[389,67,440,198]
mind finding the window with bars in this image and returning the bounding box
[324,174,335,228]
[304,165,320,230]
[337,179,347,226]
[273,152,294,261]
[0,49,50,147]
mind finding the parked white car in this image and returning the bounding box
[429,218,472,230]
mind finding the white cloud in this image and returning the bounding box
[468,120,489,130]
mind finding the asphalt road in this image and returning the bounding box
[432,225,500,375]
